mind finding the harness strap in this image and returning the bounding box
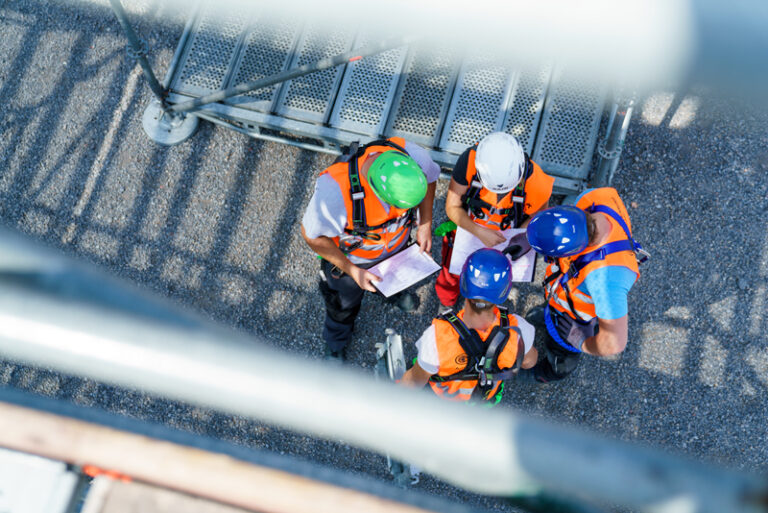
[461,152,534,229]
[560,240,636,285]
[348,152,367,232]
[478,325,524,386]
[430,307,522,385]
[544,203,648,318]
[586,204,649,263]
[344,138,414,239]
[544,303,582,353]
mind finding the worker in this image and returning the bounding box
[301,138,439,361]
[435,132,554,309]
[401,248,538,404]
[518,187,647,383]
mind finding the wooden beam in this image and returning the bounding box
[0,401,436,513]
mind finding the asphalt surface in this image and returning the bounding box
[1,1,767,511]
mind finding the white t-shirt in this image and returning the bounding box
[415,314,535,375]
[301,142,440,241]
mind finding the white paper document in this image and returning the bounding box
[370,244,441,297]
[449,227,536,282]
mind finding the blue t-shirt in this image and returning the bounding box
[577,266,636,319]
[570,188,636,319]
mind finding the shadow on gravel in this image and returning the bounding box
[0,2,503,508]
[507,90,768,472]
[1,1,766,506]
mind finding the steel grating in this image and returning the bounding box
[439,56,516,153]
[385,45,459,147]
[532,67,607,179]
[170,7,250,97]
[329,34,409,137]
[502,64,552,155]
[223,16,301,112]
[275,24,355,123]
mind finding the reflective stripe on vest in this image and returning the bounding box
[544,188,640,321]
[320,137,415,264]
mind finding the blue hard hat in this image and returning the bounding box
[459,248,512,305]
[526,206,588,257]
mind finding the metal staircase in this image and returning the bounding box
[163,6,612,193]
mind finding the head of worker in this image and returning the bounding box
[459,248,513,326]
[367,151,427,209]
[526,206,593,258]
[474,132,526,194]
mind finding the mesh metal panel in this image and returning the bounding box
[439,56,515,153]
[532,67,606,180]
[275,25,354,123]
[224,16,300,112]
[329,35,408,136]
[172,8,249,96]
[386,46,458,147]
[502,64,552,154]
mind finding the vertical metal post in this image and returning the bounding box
[593,96,634,187]
[108,0,169,108]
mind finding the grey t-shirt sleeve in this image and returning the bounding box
[404,141,441,183]
[301,174,348,239]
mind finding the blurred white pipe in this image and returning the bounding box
[0,229,764,512]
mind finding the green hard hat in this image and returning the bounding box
[367,151,427,209]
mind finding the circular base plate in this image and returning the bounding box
[142,100,198,146]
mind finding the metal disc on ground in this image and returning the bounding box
[141,100,198,146]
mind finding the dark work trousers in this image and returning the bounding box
[534,333,582,382]
[319,258,366,351]
[531,309,592,382]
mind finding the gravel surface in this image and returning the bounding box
[1,1,767,511]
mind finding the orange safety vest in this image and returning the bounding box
[461,147,554,230]
[429,307,524,402]
[544,188,640,322]
[320,137,417,264]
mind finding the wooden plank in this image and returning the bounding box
[0,401,438,513]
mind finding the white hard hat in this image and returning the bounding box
[474,132,526,193]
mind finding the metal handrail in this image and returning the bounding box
[0,229,764,513]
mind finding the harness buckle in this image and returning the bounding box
[511,195,524,204]
[636,247,651,263]
[351,191,365,200]
[478,369,488,387]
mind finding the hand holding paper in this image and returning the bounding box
[449,227,535,282]
[369,244,441,297]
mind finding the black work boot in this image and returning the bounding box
[517,367,549,385]
[324,344,347,362]
[388,291,419,313]
[525,305,546,328]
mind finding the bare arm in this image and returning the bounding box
[521,346,538,369]
[520,197,550,229]
[415,181,437,253]
[400,361,432,388]
[445,180,505,247]
[581,315,628,356]
[300,225,380,292]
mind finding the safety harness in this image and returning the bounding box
[429,307,525,398]
[542,203,650,350]
[461,146,534,230]
[337,140,417,253]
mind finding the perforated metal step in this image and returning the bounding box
[532,68,607,179]
[328,34,409,137]
[274,24,356,124]
[385,45,459,147]
[502,64,552,155]
[222,15,301,112]
[438,56,516,154]
[170,5,251,98]
[164,8,611,193]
